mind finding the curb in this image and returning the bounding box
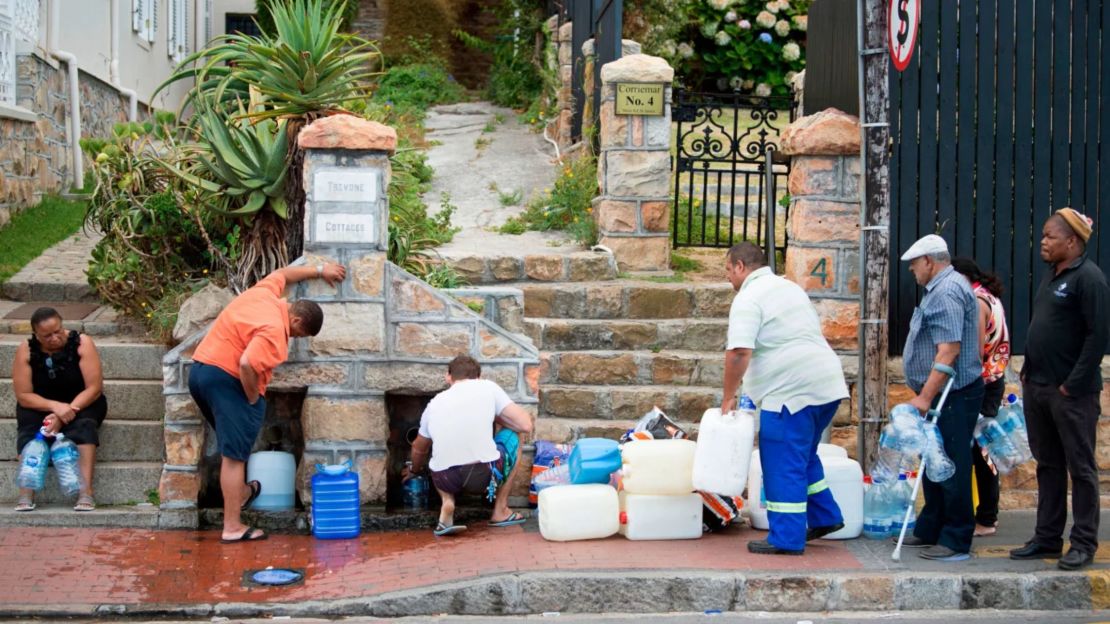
[0,569,1103,618]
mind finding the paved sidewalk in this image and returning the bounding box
[0,510,1107,618]
[2,227,100,302]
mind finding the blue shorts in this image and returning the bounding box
[188,362,266,462]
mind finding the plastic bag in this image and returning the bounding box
[530,441,573,505]
[620,407,688,442]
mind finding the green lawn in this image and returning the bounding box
[0,195,87,284]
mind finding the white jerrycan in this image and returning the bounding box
[619,491,703,540]
[620,439,696,495]
[692,408,755,496]
[538,484,619,541]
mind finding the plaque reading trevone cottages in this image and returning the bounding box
[314,169,378,203]
[314,213,377,244]
[615,83,665,116]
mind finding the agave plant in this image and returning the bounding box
[156,0,380,121]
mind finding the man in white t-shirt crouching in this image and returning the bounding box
[406,354,534,536]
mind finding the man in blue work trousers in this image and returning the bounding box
[720,242,849,555]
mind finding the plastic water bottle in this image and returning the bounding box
[872,427,907,483]
[996,395,1032,464]
[890,472,916,536]
[533,462,571,493]
[921,420,956,482]
[17,429,51,491]
[871,405,927,482]
[862,476,891,539]
[402,462,428,510]
[973,416,1019,474]
[50,433,83,496]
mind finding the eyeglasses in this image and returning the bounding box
[44,355,56,380]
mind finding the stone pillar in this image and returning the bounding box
[550,20,574,149]
[781,108,862,452]
[594,54,674,272]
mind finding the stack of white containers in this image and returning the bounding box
[619,439,701,540]
[746,444,864,539]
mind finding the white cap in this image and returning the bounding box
[900,234,949,261]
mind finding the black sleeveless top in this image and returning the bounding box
[28,330,87,403]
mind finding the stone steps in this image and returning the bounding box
[525,318,728,351]
[0,335,166,379]
[0,379,165,421]
[0,504,160,528]
[539,383,721,423]
[0,419,165,462]
[0,304,135,336]
[1,279,98,303]
[518,280,734,320]
[0,460,163,504]
[541,349,724,387]
[440,251,618,285]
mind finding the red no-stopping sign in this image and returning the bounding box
[888,0,921,72]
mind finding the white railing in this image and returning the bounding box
[13,0,36,43]
[0,1,15,106]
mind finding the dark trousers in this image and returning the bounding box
[914,378,984,553]
[1024,380,1101,554]
[973,377,1006,526]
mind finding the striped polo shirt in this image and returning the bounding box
[726,267,849,413]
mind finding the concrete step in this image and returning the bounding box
[541,349,724,387]
[0,335,166,380]
[519,280,734,320]
[0,419,164,461]
[1,279,98,303]
[0,503,160,528]
[0,379,165,421]
[533,416,703,443]
[0,460,163,505]
[440,251,618,284]
[525,318,728,351]
[539,383,721,423]
[0,303,136,336]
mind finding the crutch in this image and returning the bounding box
[892,363,956,562]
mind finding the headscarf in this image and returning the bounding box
[1055,208,1094,243]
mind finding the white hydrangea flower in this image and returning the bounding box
[729,75,744,90]
[793,15,808,31]
[678,42,696,58]
[738,19,752,29]
[743,79,755,89]
[756,10,777,28]
[724,10,738,22]
[755,83,772,97]
[765,1,780,13]
[701,21,720,37]
[661,40,677,57]
[785,70,797,85]
[775,19,791,36]
[715,30,732,45]
[782,41,801,61]
[708,0,732,10]
[776,0,791,10]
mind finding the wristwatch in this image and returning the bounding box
[315,263,324,277]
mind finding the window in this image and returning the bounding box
[132,0,156,44]
[12,0,37,44]
[0,7,14,106]
[225,13,261,38]
[168,0,188,62]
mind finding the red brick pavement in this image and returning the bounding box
[0,525,860,607]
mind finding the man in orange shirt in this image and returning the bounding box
[190,262,345,542]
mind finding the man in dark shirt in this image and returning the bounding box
[1010,208,1109,571]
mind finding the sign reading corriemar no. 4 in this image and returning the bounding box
[615,83,665,116]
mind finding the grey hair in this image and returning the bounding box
[927,251,951,263]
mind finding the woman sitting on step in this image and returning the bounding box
[12,306,107,512]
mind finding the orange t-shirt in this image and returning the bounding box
[192,273,290,397]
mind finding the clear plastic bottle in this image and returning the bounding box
[533,462,571,493]
[17,429,51,491]
[973,416,1019,474]
[50,433,84,496]
[996,395,1032,464]
[890,472,917,536]
[862,476,891,539]
[921,420,956,482]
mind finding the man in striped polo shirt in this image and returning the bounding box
[720,242,849,555]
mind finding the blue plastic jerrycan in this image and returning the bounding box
[311,461,361,539]
[568,438,621,484]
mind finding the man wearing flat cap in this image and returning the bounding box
[899,234,984,561]
[1010,208,1109,570]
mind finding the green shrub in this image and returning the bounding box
[254,0,358,36]
[454,0,545,109]
[514,154,598,246]
[382,0,457,66]
[374,63,464,117]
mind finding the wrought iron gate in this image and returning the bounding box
[889,0,1108,355]
[672,89,794,258]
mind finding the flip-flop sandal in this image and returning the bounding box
[433,522,467,536]
[220,526,268,544]
[241,480,262,511]
[489,512,527,527]
[74,495,96,512]
[14,499,35,512]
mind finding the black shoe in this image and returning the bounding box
[1009,541,1063,560]
[1057,548,1095,570]
[919,545,969,561]
[747,539,804,556]
[806,522,845,542]
[893,535,933,548]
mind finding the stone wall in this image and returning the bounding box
[0,54,140,227]
[547,17,573,149]
[593,54,673,272]
[159,116,540,523]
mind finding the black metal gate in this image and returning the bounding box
[889,0,1108,355]
[561,0,622,143]
[672,89,793,258]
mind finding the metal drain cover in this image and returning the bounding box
[247,568,304,586]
